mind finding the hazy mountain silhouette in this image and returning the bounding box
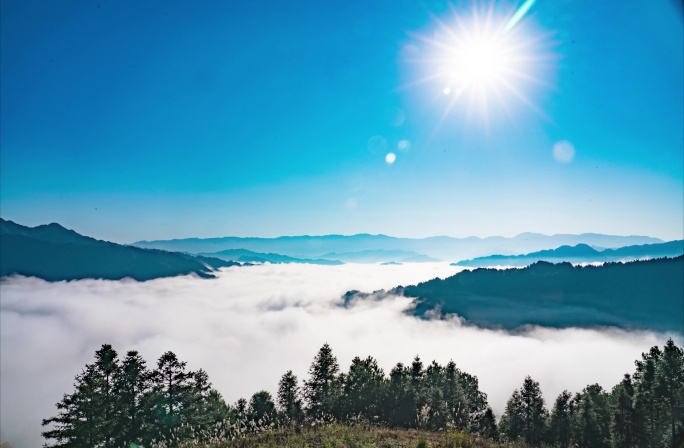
[199,249,343,265]
[317,250,438,263]
[133,233,662,261]
[0,219,239,281]
[381,257,683,333]
[454,240,684,267]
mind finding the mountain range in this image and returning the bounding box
[381,256,683,333]
[133,233,662,262]
[198,249,343,265]
[0,219,239,281]
[454,240,684,267]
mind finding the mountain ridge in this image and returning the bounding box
[0,219,240,281]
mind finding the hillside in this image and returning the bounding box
[394,256,684,333]
[454,240,684,267]
[0,219,239,281]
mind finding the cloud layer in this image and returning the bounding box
[1,263,678,446]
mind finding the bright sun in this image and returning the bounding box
[408,0,549,122]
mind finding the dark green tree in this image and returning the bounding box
[386,362,414,428]
[148,351,196,444]
[499,376,548,447]
[342,356,386,422]
[654,338,684,447]
[548,390,573,447]
[113,350,150,448]
[277,370,304,424]
[611,374,637,448]
[633,345,664,447]
[248,390,278,427]
[443,361,468,430]
[572,384,610,448]
[42,344,121,448]
[304,343,342,420]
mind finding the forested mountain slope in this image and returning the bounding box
[0,219,238,281]
[396,256,684,332]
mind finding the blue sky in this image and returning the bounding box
[1,0,682,243]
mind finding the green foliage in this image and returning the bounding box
[277,370,304,424]
[43,339,684,448]
[304,343,343,420]
[42,344,230,447]
[499,376,547,446]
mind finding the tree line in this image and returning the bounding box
[43,339,683,447]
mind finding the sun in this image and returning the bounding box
[406,0,551,123]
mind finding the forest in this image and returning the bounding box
[42,340,683,448]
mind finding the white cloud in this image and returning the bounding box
[0,263,677,446]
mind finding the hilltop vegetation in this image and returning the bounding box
[395,256,684,332]
[42,341,684,447]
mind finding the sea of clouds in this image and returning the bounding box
[1,263,678,446]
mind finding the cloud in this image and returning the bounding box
[0,263,678,446]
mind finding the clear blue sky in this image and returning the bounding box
[1,0,682,243]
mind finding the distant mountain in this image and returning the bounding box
[133,233,662,261]
[454,240,684,267]
[381,256,683,333]
[0,219,239,281]
[199,249,343,265]
[317,250,438,263]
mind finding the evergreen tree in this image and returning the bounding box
[572,384,610,448]
[654,338,684,447]
[248,390,278,427]
[548,390,573,448]
[113,350,150,448]
[277,370,304,424]
[455,369,490,434]
[611,374,637,448]
[342,356,386,422]
[443,361,468,430]
[148,351,196,443]
[633,345,664,447]
[386,362,414,427]
[423,361,447,430]
[500,376,548,447]
[304,343,342,420]
[42,344,121,448]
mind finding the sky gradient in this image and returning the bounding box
[1,0,682,243]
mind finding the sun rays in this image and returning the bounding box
[404,1,555,128]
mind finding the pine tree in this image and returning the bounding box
[304,343,341,420]
[386,362,414,428]
[443,361,468,431]
[148,351,196,444]
[572,384,610,448]
[611,374,637,448]
[113,350,150,448]
[342,356,386,422]
[42,344,121,448]
[549,390,573,447]
[500,376,548,447]
[248,390,277,428]
[277,370,304,424]
[654,338,684,447]
[633,345,664,447]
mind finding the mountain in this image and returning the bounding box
[317,250,437,263]
[132,233,662,261]
[0,219,240,281]
[454,240,684,267]
[380,256,683,333]
[199,249,343,265]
